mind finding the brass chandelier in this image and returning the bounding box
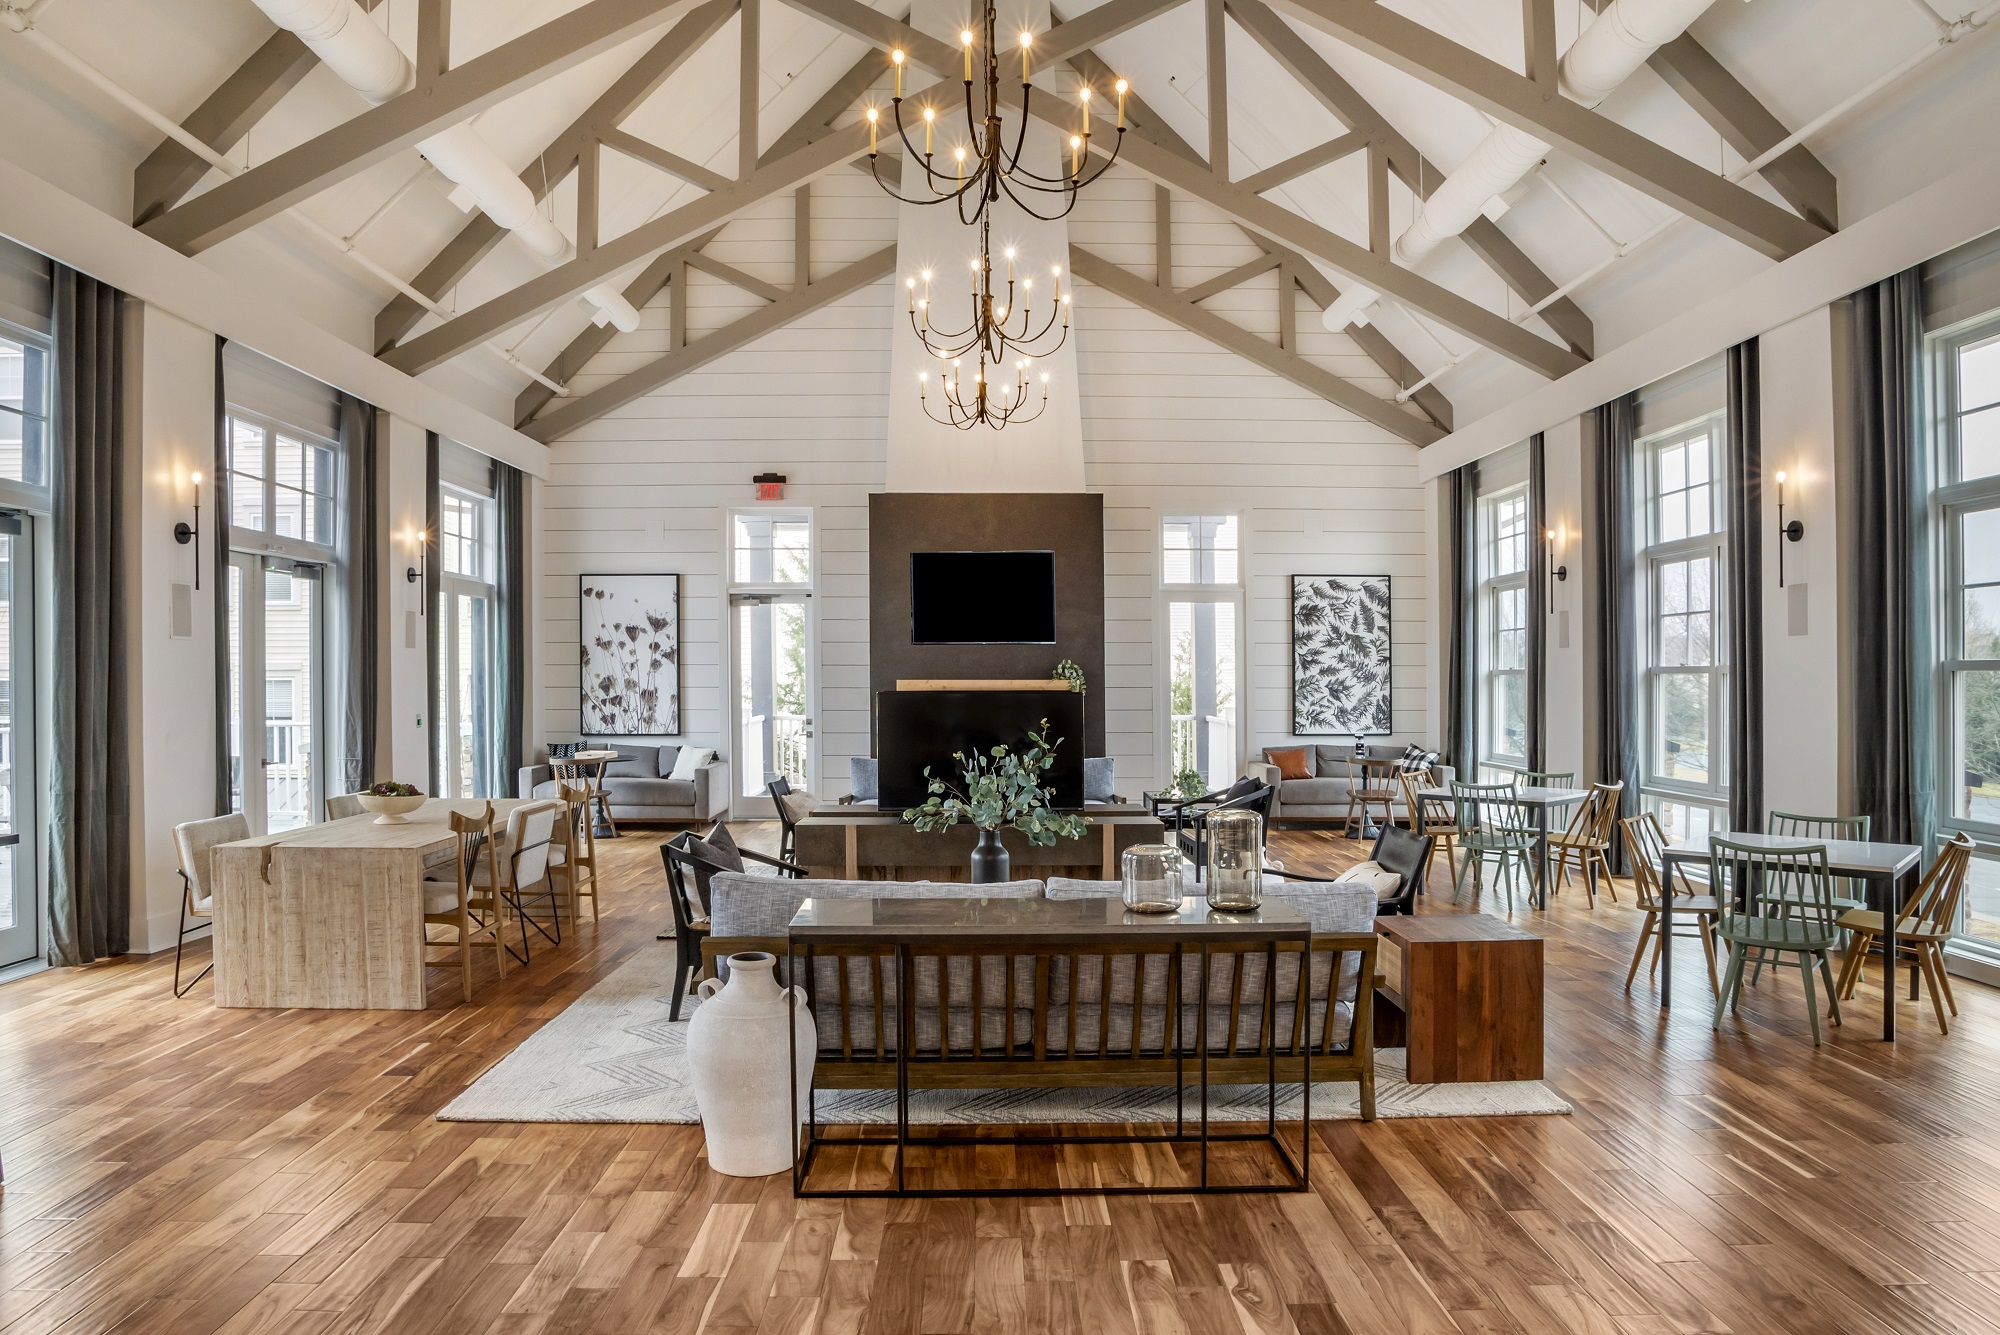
[865,1,1128,429]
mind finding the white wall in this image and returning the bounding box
[1759,307,1842,817]
[129,305,217,953]
[1542,416,1587,781]
[381,413,429,786]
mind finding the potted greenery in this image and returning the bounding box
[356,780,426,825]
[903,721,1089,883]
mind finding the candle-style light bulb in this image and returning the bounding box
[1115,77,1128,127]
[891,48,904,99]
[961,28,973,81]
[922,104,935,156]
[866,106,879,155]
[1019,30,1032,83]
[1069,132,1082,178]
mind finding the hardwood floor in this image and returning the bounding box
[7,825,2000,1335]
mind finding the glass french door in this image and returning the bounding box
[436,579,495,798]
[1166,597,1239,793]
[0,522,36,968]
[227,553,323,832]
[731,592,813,817]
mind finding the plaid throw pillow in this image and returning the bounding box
[1399,743,1439,773]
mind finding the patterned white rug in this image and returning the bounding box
[439,945,1570,1123]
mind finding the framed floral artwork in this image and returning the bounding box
[579,574,680,735]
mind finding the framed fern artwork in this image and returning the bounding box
[1291,575,1392,736]
[579,574,681,735]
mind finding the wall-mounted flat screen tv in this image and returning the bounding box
[910,550,1057,644]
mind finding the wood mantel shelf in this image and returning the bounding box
[893,679,1075,691]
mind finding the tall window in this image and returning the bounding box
[1935,317,2000,954]
[224,408,339,831]
[0,327,47,487]
[1639,417,1728,842]
[0,315,43,968]
[436,485,497,798]
[731,510,814,808]
[1163,515,1240,792]
[1478,487,1528,773]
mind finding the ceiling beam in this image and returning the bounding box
[779,0,957,71]
[1263,239,1449,430]
[141,0,699,255]
[382,110,882,374]
[1224,0,1591,358]
[131,32,314,226]
[522,244,896,440]
[686,251,788,302]
[511,230,721,424]
[1260,0,1829,261]
[1066,111,1583,378]
[1035,0,1186,73]
[370,0,738,353]
[1177,251,1281,304]
[1072,245,1441,446]
[1204,0,1229,178]
[601,127,734,192]
[1646,34,1837,232]
[1235,130,1366,194]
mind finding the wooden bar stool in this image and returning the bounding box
[550,782,601,925]
[421,802,509,1003]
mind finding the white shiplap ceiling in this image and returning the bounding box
[0,0,1995,440]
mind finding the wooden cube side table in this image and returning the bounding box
[1373,914,1543,1083]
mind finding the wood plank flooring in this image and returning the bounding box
[6,825,2000,1334]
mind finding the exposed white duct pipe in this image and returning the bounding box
[1321,0,1719,333]
[0,7,572,396]
[249,0,643,334]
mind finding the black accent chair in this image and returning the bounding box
[1160,777,1276,871]
[658,824,809,1020]
[768,776,800,863]
[1263,825,1436,916]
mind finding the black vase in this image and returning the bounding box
[970,828,1011,884]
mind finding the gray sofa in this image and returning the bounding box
[1243,743,1453,824]
[517,741,728,824]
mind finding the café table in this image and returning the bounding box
[1657,832,1922,1040]
[554,749,621,837]
[1420,785,1589,909]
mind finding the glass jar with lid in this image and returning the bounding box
[1204,807,1264,911]
[1120,843,1184,913]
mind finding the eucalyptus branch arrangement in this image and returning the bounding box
[1171,768,1208,800]
[903,721,1089,845]
[1052,659,1086,694]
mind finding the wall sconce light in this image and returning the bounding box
[1545,527,1567,605]
[406,527,427,612]
[173,471,202,590]
[1775,470,1804,587]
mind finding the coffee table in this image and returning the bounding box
[1373,913,1544,1083]
[784,895,1315,1198]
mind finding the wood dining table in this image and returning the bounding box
[212,798,533,1010]
[1420,786,1589,909]
[1657,832,1923,1040]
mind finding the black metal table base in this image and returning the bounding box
[787,938,1312,1198]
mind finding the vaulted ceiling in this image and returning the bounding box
[2,0,1995,446]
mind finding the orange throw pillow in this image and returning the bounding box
[1266,747,1312,780]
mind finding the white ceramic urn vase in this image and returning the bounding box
[686,951,816,1176]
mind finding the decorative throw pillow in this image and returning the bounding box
[778,790,815,825]
[1265,747,1312,781]
[547,741,581,761]
[668,746,715,781]
[655,745,682,778]
[687,823,744,872]
[1334,859,1406,901]
[849,756,879,802]
[1222,774,1262,803]
[1399,744,1440,773]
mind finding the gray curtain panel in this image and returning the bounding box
[1592,394,1640,871]
[425,431,442,796]
[1444,462,1478,776]
[1526,432,1547,773]
[47,266,130,965]
[331,392,377,793]
[494,460,527,793]
[1847,268,1935,851]
[212,336,233,817]
[1724,338,1764,833]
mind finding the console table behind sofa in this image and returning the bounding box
[701,873,1381,1119]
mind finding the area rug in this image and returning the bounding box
[438,946,1569,1123]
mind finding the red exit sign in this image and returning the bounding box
[753,472,786,501]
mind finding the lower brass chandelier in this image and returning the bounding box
[910,210,1070,430]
